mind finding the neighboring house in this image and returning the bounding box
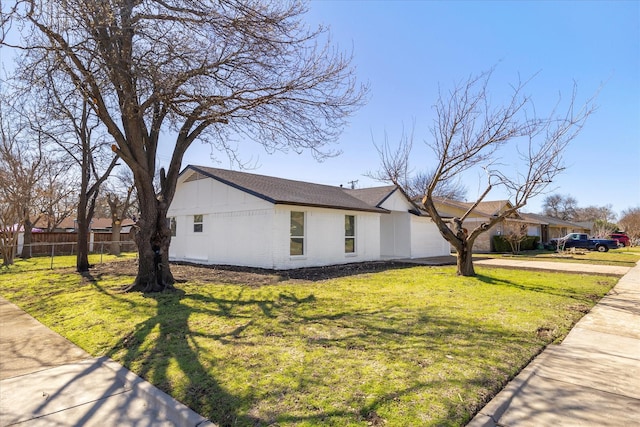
[50,217,136,233]
[167,165,450,270]
[520,213,591,242]
[430,198,544,252]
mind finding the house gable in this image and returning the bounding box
[173,168,274,215]
[345,185,421,215]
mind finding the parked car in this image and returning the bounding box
[549,233,619,252]
[608,232,630,247]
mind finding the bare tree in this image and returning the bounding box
[574,204,617,223]
[4,1,367,291]
[106,190,134,255]
[406,170,467,201]
[374,70,595,276]
[503,222,529,255]
[542,194,578,220]
[0,140,23,266]
[36,163,77,230]
[0,95,48,263]
[590,219,618,238]
[20,58,121,271]
[103,171,136,256]
[619,207,640,245]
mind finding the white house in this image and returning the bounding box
[167,165,450,269]
[344,186,451,259]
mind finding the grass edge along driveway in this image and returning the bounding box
[0,257,624,426]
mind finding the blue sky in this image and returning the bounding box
[172,0,640,218]
[1,1,636,217]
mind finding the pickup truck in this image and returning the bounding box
[550,233,619,252]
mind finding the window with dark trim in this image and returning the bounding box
[345,215,355,253]
[169,217,177,236]
[290,211,305,255]
[193,214,203,233]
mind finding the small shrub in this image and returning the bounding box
[493,235,540,253]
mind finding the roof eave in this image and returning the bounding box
[274,201,389,214]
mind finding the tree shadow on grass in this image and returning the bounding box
[104,288,321,426]
[475,272,609,303]
[93,268,569,426]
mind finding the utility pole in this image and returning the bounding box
[347,179,359,189]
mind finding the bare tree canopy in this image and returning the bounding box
[542,194,578,220]
[542,194,618,231]
[3,0,367,290]
[0,99,44,265]
[574,205,617,224]
[0,92,75,263]
[374,69,595,276]
[619,207,640,244]
[410,170,467,201]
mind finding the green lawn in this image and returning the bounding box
[0,255,625,426]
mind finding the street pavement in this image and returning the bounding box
[1,258,638,426]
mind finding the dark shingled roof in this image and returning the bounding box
[520,212,586,227]
[183,165,389,213]
[343,185,397,208]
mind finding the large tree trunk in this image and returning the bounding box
[1,244,15,266]
[1,229,17,266]
[76,203,90,273]
[110,221,122,255]
[456,243,476,276]
[124,184,174,293]
[20,218,33,259]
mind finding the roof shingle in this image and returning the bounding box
[185,165,389,213]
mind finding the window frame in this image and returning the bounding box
[290,211,305,256]
[193,214,203,233]
[169,217,177,237]
[345,214,356,254]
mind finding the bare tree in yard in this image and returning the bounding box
[20,54,121,271]
[619,207,640,245]
[3,1,366,291]
[542,193,578,220]
[0,191,21,266]
[574,204,617,223]
[374,70,595,276]
[37,163,78,230]
[0,122,26,266]
[0,95,48,263]
[503,222,529,255]
[104,171,136,256]
[106,190,134,255]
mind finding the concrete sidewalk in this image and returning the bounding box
[402,255,632,276]
[467,260,640,426]
[0,297,214,427]
[474,258,632,276]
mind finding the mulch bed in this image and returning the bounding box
[90,259,420,286]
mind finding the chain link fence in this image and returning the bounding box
[7,232,138,269]
[16,240,137,269]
